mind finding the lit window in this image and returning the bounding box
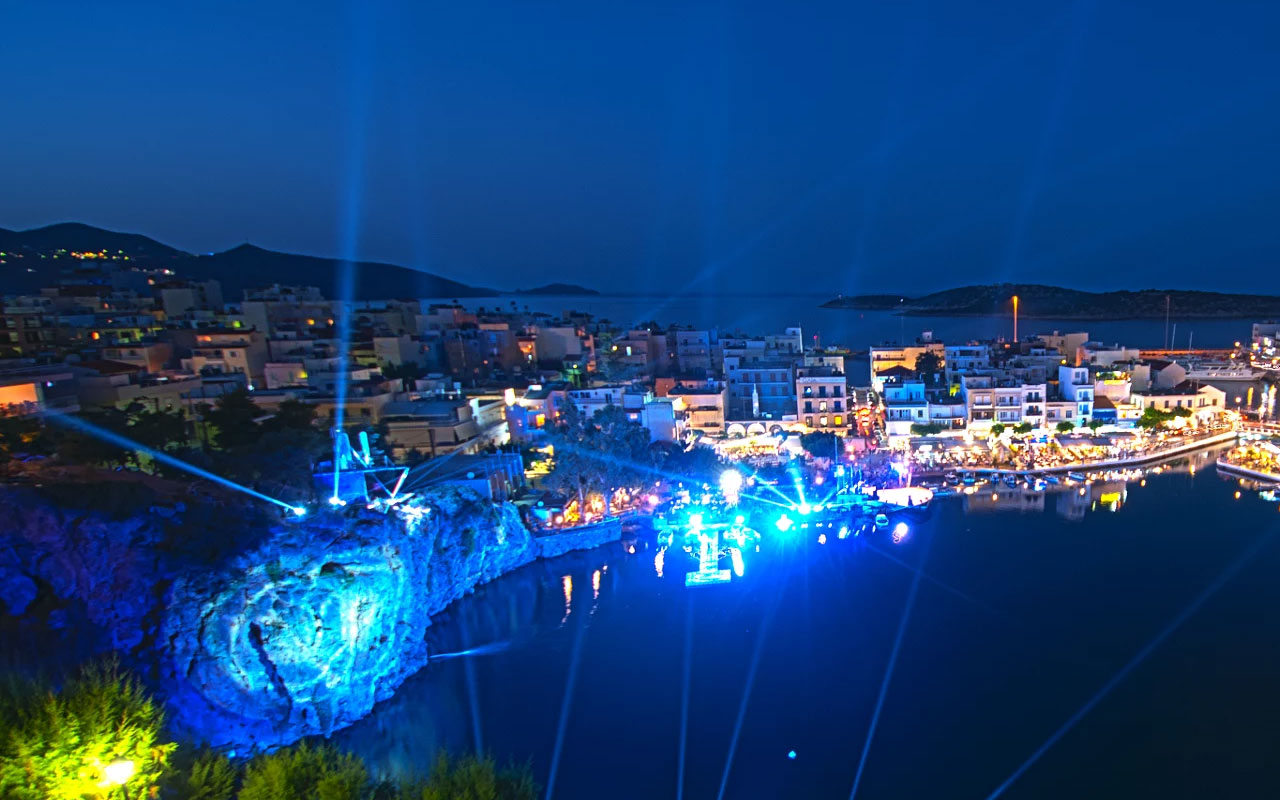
[834,415,843,426]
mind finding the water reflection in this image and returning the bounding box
[958,447,1230,520]
[334,441,1277,794]
[333,547,613,777]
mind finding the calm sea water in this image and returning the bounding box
[449,294,1253,352]
[336,452,1280,799]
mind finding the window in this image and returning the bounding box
[834,415,843,426]
[819,416,828,427]
[804,401,813,412]
[818,386,827,398]
[806,416,813,427]
[834,400,842,412]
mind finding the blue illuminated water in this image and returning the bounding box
[336,453,1280,798]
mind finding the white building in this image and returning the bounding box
[1057,365,1094,423]
[796,365,848,431]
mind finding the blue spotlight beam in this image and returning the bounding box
[716,579,786,800]
[861,540,1004,619]
[677,595,695,800]
[545,613,590,800]
[983,529,1276,800]
[44,411,301,513]
[849,527,937,800]
[332,0,375,500]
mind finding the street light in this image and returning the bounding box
[102,759,135,798]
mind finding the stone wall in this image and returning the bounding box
[535,518,623,559]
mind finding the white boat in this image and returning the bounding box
[874,513,889,527]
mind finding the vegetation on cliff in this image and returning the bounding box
[0,659,536,800]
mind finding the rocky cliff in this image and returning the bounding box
[0,482,540,750]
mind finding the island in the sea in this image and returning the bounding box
[821,283,1280,320]
[513,282,600,295]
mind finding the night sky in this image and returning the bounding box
[3,1,1278,294]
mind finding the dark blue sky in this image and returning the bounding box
[3,1,1277,294]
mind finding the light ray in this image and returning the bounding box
[983,528,1275,800]
[43,411,302,514]
[849,528,936,799]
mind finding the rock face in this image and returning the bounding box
[0,487,172,652]
[0,483,539,751]
[161,488,537,750]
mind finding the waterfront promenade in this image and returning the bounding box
[914,429,1239,479]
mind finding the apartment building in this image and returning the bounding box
[795,365,848,431]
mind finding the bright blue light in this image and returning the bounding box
[797,502,811,515]
[787,750,797,760]
[839,526,850,539]
[44,410,299,514]
[892,522,909,544]
[688,513,704,530]
[292,506,307,517]
[813,503,824,512]
[734,515,745,526]
[775,514,793,532]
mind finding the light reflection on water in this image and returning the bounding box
[334,452,1280,798]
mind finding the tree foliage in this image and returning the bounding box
[1013,422,1034,434]
[1136,406,1188,430]
[799,430,839,458]
[914,351,943,381]
[0,661,539,800]
[166,748,238,800]
[205,389,264,449]
[404,751,538,800]
[990,423,1006,437]
[0,659,174,800]
[544,402,653,515]
[238,741,368,800]
[1056,421,1076,434]
[909,422,945,436]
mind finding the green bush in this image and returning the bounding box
[0,658,174,800]
[0,662,537,800]
[167,748,238,800]
[238,741,369,800]
[403,751,538,800]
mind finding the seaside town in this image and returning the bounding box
[2,252,1278,532]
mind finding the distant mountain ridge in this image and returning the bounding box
[822,283,1280,320]
[516,282,599,295]
[0,223,500,299]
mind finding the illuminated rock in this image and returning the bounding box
[162,487,537,749]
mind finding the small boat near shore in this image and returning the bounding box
[1067,472,1087,482]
